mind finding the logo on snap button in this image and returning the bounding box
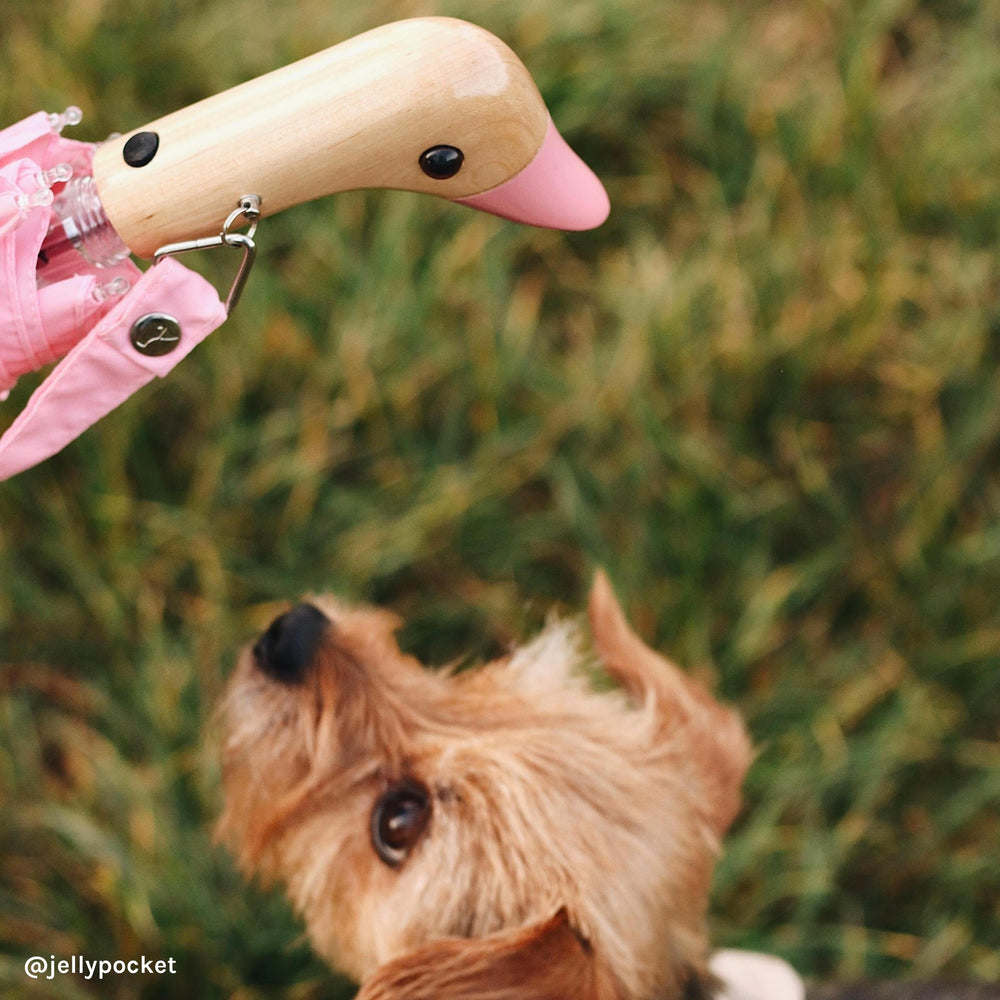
[130,313,182,356]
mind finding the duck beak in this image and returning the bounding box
[457,117,609,231]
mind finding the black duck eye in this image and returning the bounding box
[371,782,431,867]
[122,130,159,167]
[419,145,464,179]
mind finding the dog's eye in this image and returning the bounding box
[371,783,431,868]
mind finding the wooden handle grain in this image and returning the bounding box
[91,17,550,258]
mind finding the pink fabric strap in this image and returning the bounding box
[0,257,226,480]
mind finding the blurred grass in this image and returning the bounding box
[2,0,1000,995]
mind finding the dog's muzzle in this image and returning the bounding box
[253,603,330,684]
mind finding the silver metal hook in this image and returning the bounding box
[153,194,262,314]
[223,194,261,240]
[218,232,257,314]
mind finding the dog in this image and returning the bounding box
[216,572,753,999]
[214,575,998,1000]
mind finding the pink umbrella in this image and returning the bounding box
[0,111,227,480]
[0,17,610,481]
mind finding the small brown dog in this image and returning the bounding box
[216,573,754,1000]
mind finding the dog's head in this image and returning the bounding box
[216,574,751,1000]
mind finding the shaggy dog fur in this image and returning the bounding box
[217,573,751,1000]
[215,575,1000,1000]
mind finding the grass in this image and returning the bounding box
[2,0,1000,995]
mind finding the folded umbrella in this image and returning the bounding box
[0,111,223,480]
[0,17,610,481]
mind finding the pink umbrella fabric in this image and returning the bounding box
[0,111,226,480]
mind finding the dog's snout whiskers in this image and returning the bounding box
[253,604,331,685]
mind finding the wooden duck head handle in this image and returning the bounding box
[90,16,610,258]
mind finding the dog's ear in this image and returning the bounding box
[588,570,752,836]
[355,909,621,1000]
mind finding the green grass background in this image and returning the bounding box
[2,0,1000,995]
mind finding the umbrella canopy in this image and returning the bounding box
[0,111,226,480]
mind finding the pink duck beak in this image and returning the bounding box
[457,117,610,231]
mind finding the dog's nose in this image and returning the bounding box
[253,603,330,684]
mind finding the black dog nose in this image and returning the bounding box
[253,604,331,684]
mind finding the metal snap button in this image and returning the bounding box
[130,313,182,356]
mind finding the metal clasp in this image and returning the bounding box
[153,194,261,314]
